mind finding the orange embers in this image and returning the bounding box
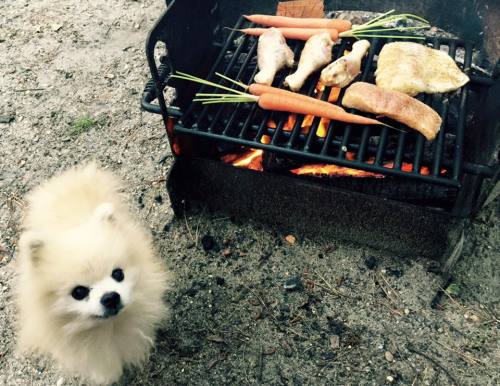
[220,135,272,172]
[291,164,385,177]
[290,152,437,177]
[222,147,441,177]
[266,82,340,139]
[221,149,263,171]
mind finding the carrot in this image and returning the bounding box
[256,92,384,126]
[174,71,384,127]
[246,84,383,126]
[235,27,339,41]
[248,83,343,110]
[243,14,352,33]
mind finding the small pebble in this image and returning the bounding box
[388,268,403,278]
[386,375,394,383]
[137,194,144,209]
[105,73,115,79]
[201,235,215,251]
[0,115,15,123]
[330,335,340,349]
[56,378,64,386]
[364,255,378,270]
[427,261,442,274]
[285,235,296,244]
[385,351,394,362]
[284,276,303,292]
[404,308,410,315]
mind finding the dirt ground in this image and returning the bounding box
[0,1,499,385]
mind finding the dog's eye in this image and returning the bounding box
[71,286,89,300]
[111,268,124,282]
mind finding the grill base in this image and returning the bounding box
[167,157,464,260]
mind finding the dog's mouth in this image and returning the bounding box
[93,305,124,319]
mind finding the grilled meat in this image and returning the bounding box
[342,82,442,141]
[320,40,370,88]
[254,28,295,86]
[375,42,469,96]
[284,31,333,91]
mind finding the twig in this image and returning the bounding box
[193,209,204,248]
[289,314,303,324]
[207,352,228,370]
[406,343,460,386]
[149,177,167,185]
[183,211,194,241]
[257,346,264,383]
[149,364,166,378]
[304,270,350,298]
[377,279,395,301]
[377,271,400,300]
[213,216,231,222]
[433,340,486,366]
[439,286,464,309]
[440,286,498,324]
[14,88,46,92]
[245,286,308,339]
[376,299,403,316]
[105,23,113,37]
[431,275,453,309]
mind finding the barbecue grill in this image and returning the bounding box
[141,0,499,258]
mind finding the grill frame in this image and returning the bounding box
[142,0,498,215]
[172,17,474,187]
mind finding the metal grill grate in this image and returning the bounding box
[173,17,475,187]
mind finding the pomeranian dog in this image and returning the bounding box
[16,163,171,385]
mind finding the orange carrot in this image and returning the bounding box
[243,14,352,33]
[256,92,384,126]
[248,83,344,111]
[236,27,338,41]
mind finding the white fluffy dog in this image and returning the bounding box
[16,163,171,385]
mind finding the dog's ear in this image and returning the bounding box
[94,202,115,223]
[19,231,45,265]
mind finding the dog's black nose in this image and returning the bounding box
[100,292,121,310]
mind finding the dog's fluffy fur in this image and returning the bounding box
[16,163,171,385]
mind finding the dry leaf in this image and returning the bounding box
[206,335,225,343]
[263,347,276,355]
[285,235,296,244]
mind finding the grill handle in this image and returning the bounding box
[141,58,182,117]
[141,0,219,119]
